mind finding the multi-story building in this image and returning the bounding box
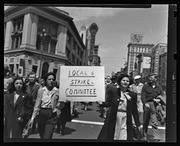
[127,33,154,77]
[150,43,167,76]
[127,43,154,77]
[79,23,101,66]
[4,6,87,82]
[159,51,167,90]
[136,53,151,82]
[89,45,101,66]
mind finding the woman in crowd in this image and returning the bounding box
[97,74,141,141]
[28,72,63,139]
[4,76,34,139]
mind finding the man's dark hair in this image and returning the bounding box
[28,71,36,77]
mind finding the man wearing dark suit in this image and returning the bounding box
[141,73,163,142]
[26,72,40,132]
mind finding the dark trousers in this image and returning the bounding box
[38,108,58,139]
[143,102,159,140]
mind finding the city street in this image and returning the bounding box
[28,102,165,142]
[4,5,176,143]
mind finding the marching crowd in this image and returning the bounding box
[4,64,166,142]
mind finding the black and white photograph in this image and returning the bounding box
[4,4,177,142]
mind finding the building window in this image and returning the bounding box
[36,35,41,51]
[11,16,23,49]
[13,16,24,32]
[11,34,22,49]
[50,40,57,54]
[32,65,38,74]
[94,47,98,55]
[37,17,57,53]
[72,54,75,63]
[66,30,71,45]
[77,47,80,56]
[43,40,49,53]
[53,68,58,77]
[66,48,70,60]
[73,39,76,51]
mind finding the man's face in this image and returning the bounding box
[46,75,55,87]
[29,74,36,83]
[14,79,23,91]
[134,78,141,84]
[106,77,111,83]
[149,75,157,83]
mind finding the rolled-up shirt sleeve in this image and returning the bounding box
[31,88,43,120]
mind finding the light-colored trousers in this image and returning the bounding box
[114,112,127,140]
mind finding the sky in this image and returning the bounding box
[4,5,169,77]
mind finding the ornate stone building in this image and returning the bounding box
[4,6,87,82]
[127,33,154,77]
[79,23,101,66]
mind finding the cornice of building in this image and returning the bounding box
[4,6,72,21]
[4,48,67,61]
[151,43,167,50]
[127,43,154,47]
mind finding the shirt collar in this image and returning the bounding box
[42,86,58,92]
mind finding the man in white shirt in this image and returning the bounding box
[130,75,144,125]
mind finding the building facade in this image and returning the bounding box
[150,43,167,75]
[136,53,151,82]
[127,43,154,77]
[150,43,167,89]
[159,52,167,90]
[79,23,101,66]
[4,6,87,82]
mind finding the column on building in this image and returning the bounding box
[48,61,55,72]
[14,56,19,75]
[29,14,39,49]
[20,13,33,48]
[4,20,13,50]
[56,24,67,57]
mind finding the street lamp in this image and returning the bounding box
[39,29,47,78]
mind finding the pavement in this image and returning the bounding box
[28,102,165,142]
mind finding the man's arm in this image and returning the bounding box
[141,85,147,105]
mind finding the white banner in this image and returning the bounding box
[59,66,105,102]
